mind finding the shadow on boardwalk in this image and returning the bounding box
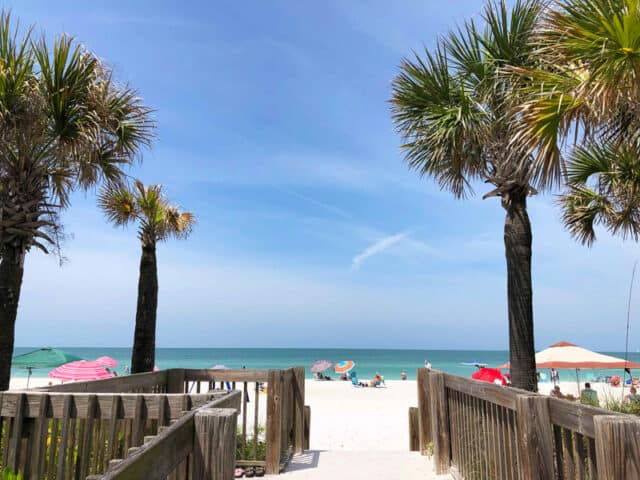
[280,451,450,479]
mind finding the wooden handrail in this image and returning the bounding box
[415,368,640,479]
[94,391,241,480]
[35,370,169,393]
[2,367,309,477]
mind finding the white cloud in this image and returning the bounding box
[351,231,410,271]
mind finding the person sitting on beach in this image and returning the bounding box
[580,382,600,407]
[401,370,407,381]
[624,387,639,404]
[370,373,382,387]
[550,385,564,399]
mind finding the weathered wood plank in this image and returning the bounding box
[444,373,520,410]
[303,405,310,451]
[515,395,555,480]
[97,412,195,479]
[548,397,611,438]
[265,370,283,475]
[429,371,450,474]
[409,407,419,452]
[183,369,270,383]
[417,368,432,454]
[29,393,49,478]
[293,367,305,453]
[6,392,25,471]
[192,408,238,480]
[594,415,640,480]
[79,394,98,478]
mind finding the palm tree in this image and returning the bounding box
[0,13,153,390]
[99,181,195,373]
[560,144,640,245]
[511,0,640,243]
[391,0,543,391]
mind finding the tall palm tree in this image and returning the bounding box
[512,0,640,241]
[391,0,543,391]
[0,13,153,390]
[99,181,195,373]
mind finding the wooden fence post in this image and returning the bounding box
[409,407,419,452]
[303,406,311,451]
[265,370,283,475]
[515,395,555,480]
[192,407,238,480]
[594,415,640,480]
[417,368,432,455]
[293,367,305,453]
[167,369,186,393]
[429,371,451,474]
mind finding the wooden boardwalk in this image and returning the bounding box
[280,450,449,479]
[276,380,449,479]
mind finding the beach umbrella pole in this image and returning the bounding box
[575,368,580,396]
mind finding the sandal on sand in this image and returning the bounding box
[234,467,245,478]
[255,466,265,477]
[245,467,256,478]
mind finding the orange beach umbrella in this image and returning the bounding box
[334,360,355,374]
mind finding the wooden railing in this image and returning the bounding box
[0,389,231,479]
[34,366,309,475]
[35,370,173,394]
[412,368,640,480]
[89,391,241,480]
[176,367,308,474]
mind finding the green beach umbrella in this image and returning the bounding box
[12,348,82,388]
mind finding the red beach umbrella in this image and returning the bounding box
[95,356,118,367]
[49,360,114,382]
[472,367,507,386]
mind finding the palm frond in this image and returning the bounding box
[559,139,640,244]
[97,184,138,227]
[391,44,487,198]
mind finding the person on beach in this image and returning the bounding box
[550,385,564,399]
[580,382,600,407]
[624,387,639,404]
[401,370,407,380]
[551,368,559,385]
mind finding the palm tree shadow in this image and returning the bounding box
[284,450,324,472]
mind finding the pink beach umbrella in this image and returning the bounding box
[95,356,118,367]
[49,360,114,382]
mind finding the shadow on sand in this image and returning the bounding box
[284,450,325,472]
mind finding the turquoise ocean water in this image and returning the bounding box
[12,347,640,382]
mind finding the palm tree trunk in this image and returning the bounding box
[0,246,26,391]
[131,243,158,374]
[503,189,537,392]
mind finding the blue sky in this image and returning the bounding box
[4,1,639,351]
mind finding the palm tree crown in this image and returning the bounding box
[99,181,195,247]
[0,12,154,259]
[391,0,541,200]
[513,0,640,242]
